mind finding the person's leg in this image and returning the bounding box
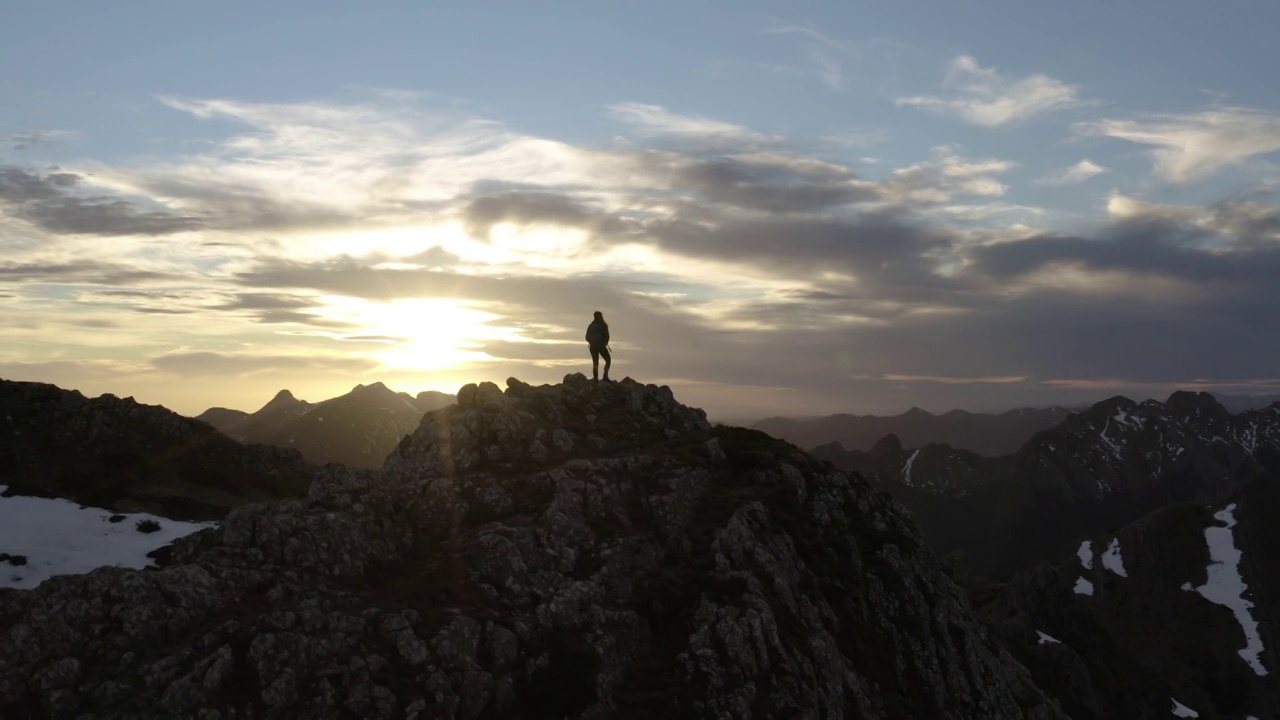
[590,346,600,380]
[600,347,611,380]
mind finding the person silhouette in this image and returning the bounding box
[585,311,611,381]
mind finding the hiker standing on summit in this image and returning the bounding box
[585,311,611,382]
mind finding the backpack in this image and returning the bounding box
[586,320,608,347]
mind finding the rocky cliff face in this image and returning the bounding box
[0,379,315,520]
[0,375,1062,719]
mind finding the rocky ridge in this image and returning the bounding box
[0,375,1062,719]
[0,378,315,520]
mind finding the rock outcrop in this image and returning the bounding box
[0,375,1062,718]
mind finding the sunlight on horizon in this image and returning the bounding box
[313,296,525,372]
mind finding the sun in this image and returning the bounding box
[315,296,519,372]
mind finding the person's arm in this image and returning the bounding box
[604,325,610,345]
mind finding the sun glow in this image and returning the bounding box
[314,296,522,371]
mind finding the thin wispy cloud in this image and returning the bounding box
[821,129,889,148]
[1078,107,1280,182]
[606,102,780,147]
[897,55,1087,127]
[7,130,81,151]
[1036,159,1107,185]
[765,25,855,90]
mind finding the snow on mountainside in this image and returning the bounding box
[977,478,1280,719]
[0,486,213,589]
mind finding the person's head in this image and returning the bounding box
[593,310,604,321]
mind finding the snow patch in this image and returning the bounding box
[1169,697,1198,717]
[901,448,921,485]
[1036,631,1061,645]
[1077,540,1093,570]
[1073,577,1094,596]
[1191,504,1268,676]
[0,485,215,590]
[1102,537,1127,577]
[1099,418,1123,459]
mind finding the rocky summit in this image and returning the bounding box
[0,375,1062,719]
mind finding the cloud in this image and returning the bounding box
[821,129,889,148]
[151,351,377,377]
[886,147,1017,201]
[658,152,881,212]
[1036,159,1107,185]
[0,261,176,286]
[607,103,780,147]
[18,196,204,236]
[0,165,202,236]
[881,374,1028,384]
[71,94,619,235]
[1077,107,1280,182]
[1107,194,1280,246]
[0,166,80,202]
[6,92,1280,417]
[8,130,81,151]
[765,25,856,90]
[897,55,1086,127]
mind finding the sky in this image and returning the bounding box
[3,1,1279,419]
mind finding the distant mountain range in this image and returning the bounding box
[755,405,1073,456]
[0,379,314,520]
[758,392,1280,458]
[196,382,455,469]
[817,392,1280,579]
[1214,392,1280,414]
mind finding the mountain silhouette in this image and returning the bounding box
[197,383,457,469]
[755,405,1072,457]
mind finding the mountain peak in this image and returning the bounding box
[868,432,905,460]
[257,388,308,414]
[1165,390,1229,419]
[902,406,932,418]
